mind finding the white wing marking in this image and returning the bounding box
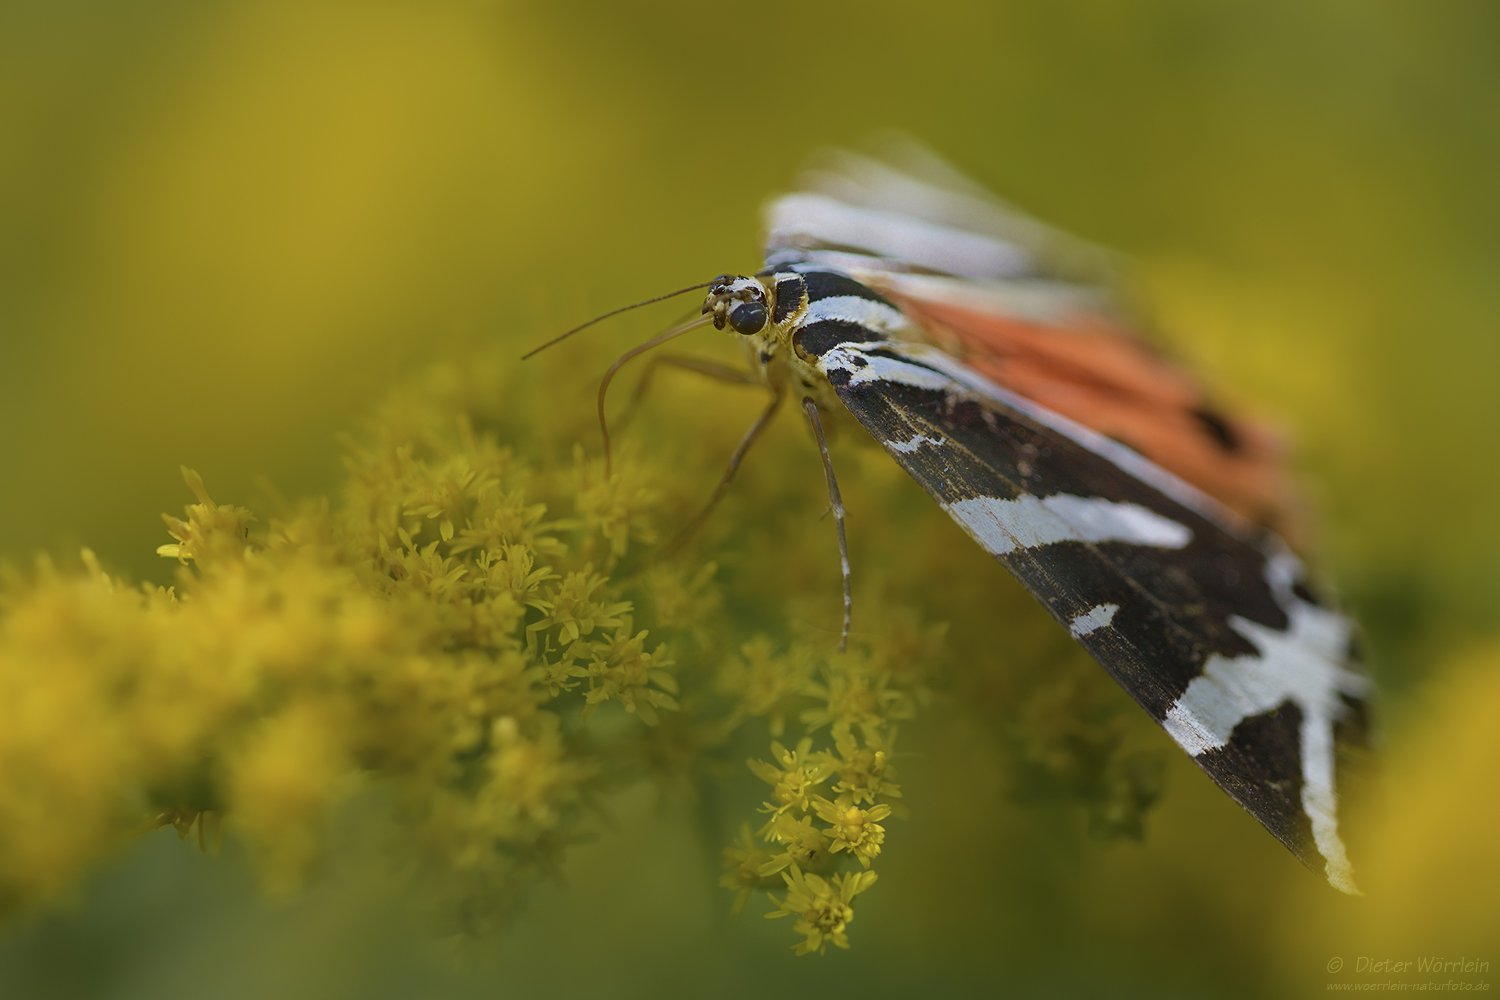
[766,192,1032,281]
[802,295,911,335]
[942,494,1191,556]
[1162,552,1371,894]
[885,433,944,454]
[1069,603,1120,637]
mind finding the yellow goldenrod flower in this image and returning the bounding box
[580,622,678,725]
[818,729,902,805]
[765,863,878,954]
[716,635,817,738]
[226,700,352,892]
[719,821,779,915]
[571,445,660,559]
[155,466,256,565]
[526,567,630,649]
[755,812,833,877]
[799,651,914,736]
[477,714,591,838]
[747,737,831,818]
[639,562,721,644]
[812,796,892,869]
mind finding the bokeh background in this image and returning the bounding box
[1,1,1496,997]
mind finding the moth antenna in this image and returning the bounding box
[802,398,852,651]
[598,317,711,475]
[521,281,714,360]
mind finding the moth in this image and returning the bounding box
[546,140,1372,893]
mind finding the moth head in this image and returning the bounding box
[701,274,770,335]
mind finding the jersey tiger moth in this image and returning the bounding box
[553,139,1372,894]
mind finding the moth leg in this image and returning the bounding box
[617,355,758,432]
[801,397,851,652]
[661,391,783,553]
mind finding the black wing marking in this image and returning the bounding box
[814,339,1371,893]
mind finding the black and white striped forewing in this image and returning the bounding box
[813,338,1370,893]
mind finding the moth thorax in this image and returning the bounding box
[702,274,770,335]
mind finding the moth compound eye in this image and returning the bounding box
[728,301,768,335]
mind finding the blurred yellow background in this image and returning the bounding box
[1,1,1496,997]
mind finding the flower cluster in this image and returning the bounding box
[1003,660,1165,840]
[0,392,678,926]
[766,864,878,955]
[718,633,922,954]
[0,346,1165,953]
